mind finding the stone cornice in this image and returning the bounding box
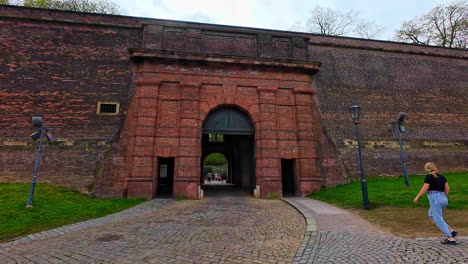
[129,49,321,72]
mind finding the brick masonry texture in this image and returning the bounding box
[0,5,467,198]
[0,197,306,264]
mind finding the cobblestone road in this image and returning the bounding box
[287,198,468,264]
[2,197,467,264]
[0,197,305,264]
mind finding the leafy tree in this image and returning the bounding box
[9,0,120,14]
[204,153,227,166]
[0,0,10,5]
[291,6,383,39]
[396,1,467,48]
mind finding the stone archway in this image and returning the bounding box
[201,107,255,195]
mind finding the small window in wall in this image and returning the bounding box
[208,134,224,143]
[97,102,120,115]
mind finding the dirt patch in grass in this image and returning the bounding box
[356,207,468,239]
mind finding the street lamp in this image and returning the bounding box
[26,117,53,208]
[349,105,370,210]
[387,112,409,187]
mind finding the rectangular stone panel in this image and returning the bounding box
[155,137,179,147]
[181,100,199,119]
[180,118,199,128]
[298,158,320,177]
[178,157,199,167]
[277,105,296,131]
[257,158,280,168]
[203,31,256,57]
[178,147,201,157]
[272,37,290,59]
[185,37,202,52]
[277,89,295,106]
[180,137,199,147]
[133,156,153,167]
[137,107,158,117]
[135,126,156,137]
[137,116,156,126]
[144,34,162,50]
[277,131,297,140]
[158,100,180,128]
[200,84,223,103]
[257,129,277,140]
[159,82,181,100]
[131,166,153,178]
[164,28,185,51]
[135,136,155,146]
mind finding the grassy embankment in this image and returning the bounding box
[0,183,144,242]
[307,171,468,238]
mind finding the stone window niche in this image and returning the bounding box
[96,102,120,115]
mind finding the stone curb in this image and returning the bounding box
[281,198,317,232]
[0,199,174,248]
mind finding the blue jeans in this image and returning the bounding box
[427,191,452,237]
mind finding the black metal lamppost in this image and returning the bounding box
[349,105,370,210]
[387,112,409,187]
[26,117,53,208]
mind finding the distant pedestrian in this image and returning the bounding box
[207,172,212,183]
[413,162,458,245]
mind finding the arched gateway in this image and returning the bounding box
[123,28,324,200]
[201,107,255,195]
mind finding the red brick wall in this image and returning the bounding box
[1,6,466,198]
[308,38,468,178]
[120,60,323,199]
[0,6,141,192]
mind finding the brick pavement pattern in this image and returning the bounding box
[0,197,305,264]
[286,198,468,264]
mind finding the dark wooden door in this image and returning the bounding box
[157,157,174,197]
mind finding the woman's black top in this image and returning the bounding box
[424,173,447,192]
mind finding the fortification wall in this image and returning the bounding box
[308,37,468,177]
[0,5,466,196]
[0,5,141,192]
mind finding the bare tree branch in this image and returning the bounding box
[396,0,467,48]
[305,6,358,36]
[355,21,384,39]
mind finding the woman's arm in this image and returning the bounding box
[413,183,430,203]
[444,182,450,196]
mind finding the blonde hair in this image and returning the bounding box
[425,162,438,177]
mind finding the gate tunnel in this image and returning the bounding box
[201,107,255,196]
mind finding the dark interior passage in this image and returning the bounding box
[201,107,255,197]
[201,134,255,196]
[281,159,296,197]
[157,157,174,197]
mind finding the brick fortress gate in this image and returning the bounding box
[4,7,463,200]
[124,24,323,199]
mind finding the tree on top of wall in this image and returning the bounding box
[5,0,120,14]
[290,6,383,39]
[395,0,467,48]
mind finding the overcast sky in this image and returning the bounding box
[115,0,455,41]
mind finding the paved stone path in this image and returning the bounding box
[0,197,305,264]
[284,198,468,264]
[2,197,467,263]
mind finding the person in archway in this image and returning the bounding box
[413,162,458,245]
[207,172,212,183]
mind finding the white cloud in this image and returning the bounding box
[116,0,455,40]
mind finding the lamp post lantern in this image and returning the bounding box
[349,105,370,210]
[26,117,53,208]
[387,112,409,188]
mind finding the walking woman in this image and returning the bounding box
[413,162,458,245]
